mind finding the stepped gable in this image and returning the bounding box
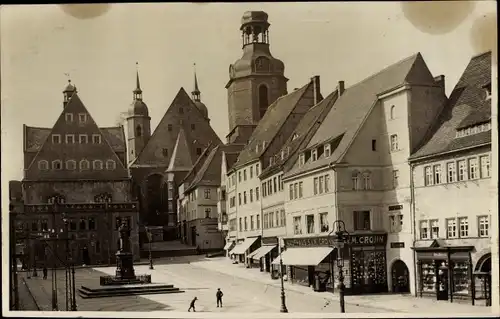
[131,88,221,168]
[285,53,423,178]
[24,93,129,180]
[166,127,194,172]
[410,51,492,159]
[232,81,313,169]
[260,90,339,179]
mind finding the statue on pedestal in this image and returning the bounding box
[115,221,136,280]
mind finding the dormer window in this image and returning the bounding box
[484,83,491,100]
[456,122,491,138]
[304,150,311,162]
[78,113,87,123]
[281,149,285,160]
[324,144,331,157]
[299,153,305,166]
[269,157,274,166]
[255,143,260,153]
[65,113,73,122]
[262,141,267,149]
[292,133,299,141]
[312,149,318,161]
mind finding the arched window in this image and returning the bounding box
[52,160,62,170]
[47,194,66,204]
[66,160,76,170]
[136,125,142,137]
[80,159,90,170]
[259,85,269,118]
[106,159,116,170]
[93,160,103,170]
[390,105,396,120]
[351,171,361,191]
[38,160,49,171]
[94,193,112,203]
[362,171,372,190]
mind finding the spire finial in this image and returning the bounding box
[192,63,201,101]
[133,62,143,99]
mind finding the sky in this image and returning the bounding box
[1,2,497,185]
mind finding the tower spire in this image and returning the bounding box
[133,62,143,100]
[192,63,201,102]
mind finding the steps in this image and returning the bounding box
[78,283,185,299]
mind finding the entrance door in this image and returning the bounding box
[436,262,449,301]
[82,246,90,265]
[191,226,197,246]
[391,260,410,293]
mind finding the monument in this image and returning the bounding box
[115,221,136,281]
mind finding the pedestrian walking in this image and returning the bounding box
[216,288,223,307]
[188,296,197,312]
[42,266,48,280]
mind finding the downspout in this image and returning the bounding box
[329,162,339,291]
[410,162,418,297]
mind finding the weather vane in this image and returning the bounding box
[64,72,71,83]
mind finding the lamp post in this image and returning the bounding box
[332,220,349,313]
[146,227,154,270]
[62,214,77,311]
[279,240,288,313]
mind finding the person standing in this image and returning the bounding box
[188,296,197,312]
[216,288,223,307]
[42,266,48,280]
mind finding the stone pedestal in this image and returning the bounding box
[115,251,136,280]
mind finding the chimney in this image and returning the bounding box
[337,81,345,96]
[434,75,445,93]
[311,75,323,105]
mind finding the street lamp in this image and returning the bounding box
[332,220,349,313]
[62,214,77,311]
[146,227,154,270]
[279,240,288,313]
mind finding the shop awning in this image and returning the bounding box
[247,249,260,259]
[223,242,234,250]
[252,245,277,260]
[272,247,333,266]
[229,237,259,255]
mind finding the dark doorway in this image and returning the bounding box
[191,226,197,247]
[391,260,410,293]
[82,246,90,265]
[146,174,163,225]
[436,261,449,301]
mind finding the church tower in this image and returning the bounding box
[126,64,151,164]
[226,11,288,144]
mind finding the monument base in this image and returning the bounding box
[78,283,184,299]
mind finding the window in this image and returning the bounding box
[298,182,303,198]
[179,107,184,114]
[353,211,370,231]
[256,215,260,229]
[162,148,168,157]
[38,160,49,170]
[312,149,318,161]
[78,113,87,123]
[273,211,278,227]
[70,220,77,231]
[320,213,329,232]
[243,169,247,181]
[299,153,305,166]
[420,220,429,239]
[270,212,274,228]
[250,216,254,230]
[88,217,96,230]
[92,134,101,144]
[362,172,371,190]
[79,134,88,144]
[255,164,259,175]
[478,216,489,237]
[249,189,253,202]
[238,172,242,182]
[229,196,235,208]
[65,113,73,122]
[255,187,260,200]
[243,191,247,204]
[191,123,195,131]
[106,160,116,170]
[324,144,331,157]
[319,176,324,194]
[446,162,456,183]
[293,216,302,235]
[238,193,241,206]
[468,158,479,179]
[352,172,360,190]
[168,124,173,131]
[239,218,242,232]
[79,218,86,230]
[457,160,467,181]
[289,184,294,200]
[262,183,267,197]
[430,220,439,238]
[244,217,248,231]
[293,183,298,200]
[205,208,211,218]
[52,160,62,170]
[196,148,202,156]
[93,160,103,170]
[390,105,395,120]
[313,177,319,195]
[480,155,490,178]
[31,221,38,231]
[277,175,282,191]
[250,166,253,178]
[372,139,377,151]
[204,189,211,199]
[392,170,399,188]
[433,164,442,184]
[65,134,75,144]
[424,166,433,186]
[136,125,142,137]
[458,217,468,238]
[324,175,330,192]
[258,85,269,118]
[41,220,48,231]
[80,159,90,170]
[273,177,277,193]
[52,134,61,144]
[446,218,457,238]
[390,134,398,152]
[268,180,272,195]
[66,160,76,170]
[263,213,268,229]
[389,213,403,233]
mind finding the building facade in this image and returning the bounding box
[21,82,140,267]
[410,51,492,303]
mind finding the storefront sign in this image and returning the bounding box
[390,242,405,248]
[285,234,387,248]
[262,236,278,245]
[388,204,403,211]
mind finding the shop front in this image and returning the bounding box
[229,236,260,264]
[223,240,235,258]
[249,236,278,273]
[274,233,388,295]
[414,240,474,303]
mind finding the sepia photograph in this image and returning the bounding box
[1,2,498,317]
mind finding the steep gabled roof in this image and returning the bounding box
[180,143,214,185]
[24,93,129,180]
[130,87,222,168]
[185,144,225,192]
[285,53,424,178]
[410,51,492,160]
[259,89,339,179]
[166,127,194,172]
[232,81,313,170]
